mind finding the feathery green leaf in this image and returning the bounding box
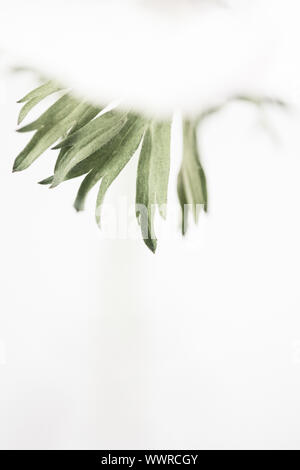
[13,95,90,171]
[51,110,128,187]
[95,115,147,225]
[177,120,207,235]
[17,80,62,125]
[136,120,171,252]
[74,114,145,211]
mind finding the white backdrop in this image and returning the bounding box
[1,0,300,450]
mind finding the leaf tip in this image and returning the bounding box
[144,237,157,254]
[74,200,84,212]
[12,160,22,172]
[38,176,54,185]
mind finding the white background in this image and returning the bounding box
[0,0,300,450]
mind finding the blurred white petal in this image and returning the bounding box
[0,0,300,117]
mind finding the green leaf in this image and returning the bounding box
[53,103,102,172]
[17,80,62,125]
[39,152,101,186]
[37,104,105,186]
[66,103,102,135]
[136,120,171,252]
[51,110,128,187]
[36,115,147,210]
[177,120,207,235]
[38,176,53,185]
[13,95,90,171]
[13,80,287,252]
[53,109,125,150]
[74,115,142,210]
[95,115,147,224]
[17,80,61,104]
[16,93,75,133]
[135,128,156,252]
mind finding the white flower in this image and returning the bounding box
[1,0,299,116]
